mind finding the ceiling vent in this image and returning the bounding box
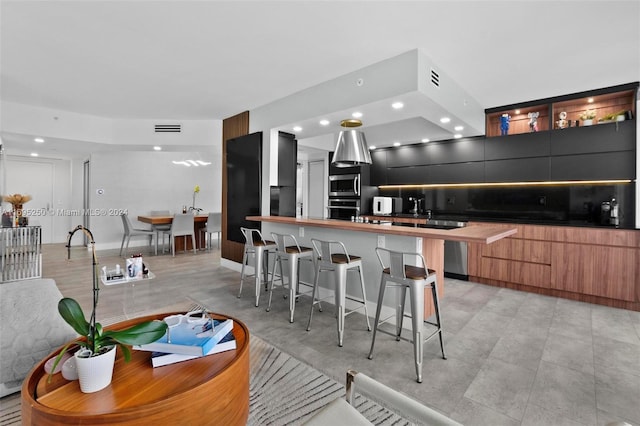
[430,68,440,88]
[154,124,181,133]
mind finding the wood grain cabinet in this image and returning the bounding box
[468,222,640,311]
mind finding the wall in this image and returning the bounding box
[88,151,221,250]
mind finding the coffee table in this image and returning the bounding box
[21,312,249,425]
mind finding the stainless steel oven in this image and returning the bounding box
[329,174,360,197]
[327,198,360,220]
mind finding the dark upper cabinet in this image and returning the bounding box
[485,132,551,160]
[385,145,427,168]
[370,149,387,185]
[550,120,636,156]
[485,157,550,182]
[425,137,485,164]
[429,162,485,183]
[277,132,297,187]
[550,152,635,180]
[387,165,428,184]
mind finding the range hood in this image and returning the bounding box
[331,119,372,168]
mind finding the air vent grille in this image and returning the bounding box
[430,68,440,88]
[154,124,181,133]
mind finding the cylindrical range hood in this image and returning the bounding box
[331,119,372,168]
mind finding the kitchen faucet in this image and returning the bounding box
[409,197,422,217]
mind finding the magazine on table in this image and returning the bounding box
[133,311,233,356]
[150,330,236,367]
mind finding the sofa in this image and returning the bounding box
[0,278,76,397]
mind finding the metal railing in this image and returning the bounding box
[0,226,42,282]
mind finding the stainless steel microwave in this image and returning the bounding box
[329,174,360,197]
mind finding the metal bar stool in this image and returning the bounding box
[306,238,371,347]
[368,247,446,383]
[266,232,315,323]
[238,227,277,307]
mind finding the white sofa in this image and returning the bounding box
[0,278,76,397]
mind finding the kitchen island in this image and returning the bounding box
[247,216,516,317]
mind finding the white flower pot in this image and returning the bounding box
[74,345,116,393]
[582,119,593,126]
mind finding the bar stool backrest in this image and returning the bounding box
[311,238,351,264]
[241,227,267,247]
[375,247,427,279]
[271,232,301,253]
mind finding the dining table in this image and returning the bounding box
[137,214,209,253]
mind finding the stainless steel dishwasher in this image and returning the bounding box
[438,220,468,280]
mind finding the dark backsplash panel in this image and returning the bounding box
[378,183,635,228]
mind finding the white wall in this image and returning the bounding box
[85,150,222,250]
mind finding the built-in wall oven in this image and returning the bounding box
[327,198,360,220]
[329,174,360,197]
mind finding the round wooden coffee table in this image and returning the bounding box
[21,312,249,425]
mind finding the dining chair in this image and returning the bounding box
[119,214,155,257]
[170,213,196,256]
[150,210,171,255]
[199,212,221,251]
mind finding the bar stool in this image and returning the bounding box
[367,247,446,383]
[306,238,371,347]
[238,227,277,307]
[266,232,315,323]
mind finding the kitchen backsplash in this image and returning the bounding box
[377,183,634,228]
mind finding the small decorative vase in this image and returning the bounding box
[74,345,117,393]
[582,119,593,126]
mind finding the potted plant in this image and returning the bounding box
[579,109,596,126]
[48,225,167,393]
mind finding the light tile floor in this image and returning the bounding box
[48,244,640,426]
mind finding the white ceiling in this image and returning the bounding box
[1,0,639,157]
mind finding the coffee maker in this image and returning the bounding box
[600,198,619,226]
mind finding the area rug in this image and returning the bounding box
[0,299,410,425]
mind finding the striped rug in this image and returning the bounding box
[0,299,410,425]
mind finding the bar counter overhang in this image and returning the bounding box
[247,216,517,317]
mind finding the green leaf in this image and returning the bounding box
[102,320,168,346]
[57,298,90,336]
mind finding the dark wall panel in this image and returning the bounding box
[226,132,262,244]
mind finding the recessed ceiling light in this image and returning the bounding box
[30,152,38,157]
[454,125,464,131]
[34,138,44,143]
[454,134,463,139]
[588,98,594,103]
[352,111,363,118]
[319,119,330,126]
[440,117,451,123]
[515,109,521,114]
[393,142,401,147]
[369,145,376,150]
[293,126,302,132]
[153,146,162,151]
[391,102,404,109]
[421,138,430,143]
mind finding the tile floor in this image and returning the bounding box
[48,244,640,426]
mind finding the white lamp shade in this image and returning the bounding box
[332,130,371,167]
